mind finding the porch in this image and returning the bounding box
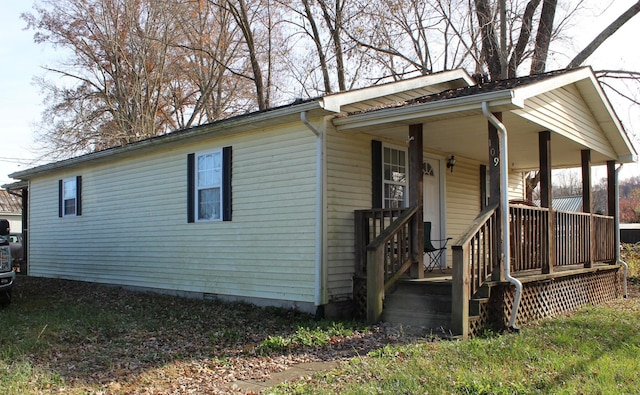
[353,203,622,338]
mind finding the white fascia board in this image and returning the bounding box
[333,90,521,131]
[321,69,475,113]
[580,74,638,162]
[10,100,327,180]
[619,154,638,163]
[511,67,594,100]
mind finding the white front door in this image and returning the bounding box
[423,157,445,269]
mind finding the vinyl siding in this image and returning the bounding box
[517,85,617,158]
[27,122,319,306]
[445,157,482,245]
[325,124,371,301]
[509,172,526,201]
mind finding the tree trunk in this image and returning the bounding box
[475,0,502,79]
[302,0,333,93]
[227,0,268,111]
[318,0,346,92]
[508,0,541,78]
[530,0,557,74]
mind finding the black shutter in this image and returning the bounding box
[76,176,82,216]
[372,140,382,208]
[222,146,232,221]
[187,153,195,223]
[58,179,63,217]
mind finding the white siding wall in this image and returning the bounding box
[28,122,319,307]
[509,171,526,201]
[325,124,371,301]
[445,157,482,244]
[518,86,616,158]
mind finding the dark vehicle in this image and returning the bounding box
[0,219,15,306]
[8,233,23,267]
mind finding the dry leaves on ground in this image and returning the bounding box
[7,277,439,394]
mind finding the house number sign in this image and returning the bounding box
[490,147,499,166]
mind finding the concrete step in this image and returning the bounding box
[384,292,452,313]
[381,309,451,330]
[381,280,453,330]
[392,279,452,296]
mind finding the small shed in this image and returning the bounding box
[0,190,22,233]
[534,195,583,212]
[620,223,640,244]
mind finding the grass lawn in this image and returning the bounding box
[271,298,640,394]
[1,247,639,394]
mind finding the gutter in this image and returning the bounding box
[10,101,326,180]
[333,89,521,131]
[301,111,328,314]
[481,101,522,331]
[615,164,628,298]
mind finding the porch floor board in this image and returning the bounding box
[400,262,619,285]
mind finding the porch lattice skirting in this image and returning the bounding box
[354,267,621,337]
[477,267,622,337]
[352,276,367,320]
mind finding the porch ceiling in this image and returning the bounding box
[333,68,637,172]
[336,109,618,172]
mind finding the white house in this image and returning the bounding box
[7,67,637,336]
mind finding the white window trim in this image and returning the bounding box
[61,177,77,217]
[382,143,408,208]
[195,148,223,222]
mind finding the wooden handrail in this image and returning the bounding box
[354,208,406,276]
[453,203,499,246]
[366,206,419,252]
[451,204,499,338]
[365,205,419,323]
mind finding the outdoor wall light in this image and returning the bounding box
[446,155,456,173]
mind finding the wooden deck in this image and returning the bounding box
[413,262,619,284]
[354,204,619,336]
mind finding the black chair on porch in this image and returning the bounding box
[423,221,452,272]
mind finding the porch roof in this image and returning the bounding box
[333,67,637,171]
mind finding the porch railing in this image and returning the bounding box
[354,208,406,276]
[354,206,420,323]
[452,203,616,337]
[555,211,616,265]
[510,205,549,271]
[511,208,616,269]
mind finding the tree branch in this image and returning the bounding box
[567,1,640,69]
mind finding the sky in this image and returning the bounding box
[0,1,639,186]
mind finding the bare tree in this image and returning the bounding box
[22,0,640,160]
[529,0,558,74]
[278,0,370,95]
[23,0,185,154]
[172,0,255,125]
[24,0,260,157]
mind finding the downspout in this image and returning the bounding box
[301,111,328,316]
[481,101,522,330]
[615,164,628,298]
